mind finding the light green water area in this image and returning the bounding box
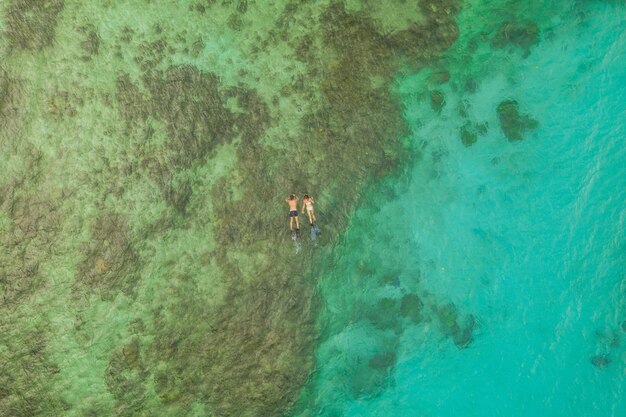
[1,1,625,416]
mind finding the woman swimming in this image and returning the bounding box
[301,194,316,225]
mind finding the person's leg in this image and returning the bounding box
[311,210,316,223]
[289,216,293,231]
[295,216,300,229]
[307,211,313,225]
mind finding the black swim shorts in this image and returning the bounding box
[289,210,298,217]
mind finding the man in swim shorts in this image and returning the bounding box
[285,194,300,233]
[301,194,316,226]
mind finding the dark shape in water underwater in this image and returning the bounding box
[310,223,321,240]
[497,99,539,141]
[431,90,445,113]
[590,354,611,369]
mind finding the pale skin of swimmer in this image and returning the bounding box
[285,194,300,231]
[301,195,316,225]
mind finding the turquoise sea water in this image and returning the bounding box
[297,2,626,416]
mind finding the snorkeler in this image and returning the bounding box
[301,194,317,225]
[285,194,300,235]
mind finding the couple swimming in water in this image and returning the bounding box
[285,194,318,239]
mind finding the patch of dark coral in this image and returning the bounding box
[105,339,149,416]
[226,83,271,142]
[0,149,62,305]
[227,13,243,30]
[73,211,141,302]
[0,70,22,131]
[78,25,101,61]
[6,0,65,51]
[349,351,397,399]
[190,37,204,57]
[400,293,423,323]
[493,20,540,57]
[497,99,539,141]
[135,38,169,73]
[430,68,451,84]
[46,90,84,118]
[191,0,215,14]
[430,90,445,113]
[237,0,248,14]
[465,78,478,93]
[367,298,402,333]
[294,34,315,63]
[148,263,316,417]
[118,26,135,43]
[115,74,148,126]
[460,123,478,147]
[387,0,461,62]
[320,2,397,75]
[162,176,193,215]
[0,327,65,416]
[436,303,476,349]
[590,354,611,369]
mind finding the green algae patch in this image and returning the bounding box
[497,99,539,141]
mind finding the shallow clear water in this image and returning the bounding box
[296,2,626,416]
[1,1,625,416]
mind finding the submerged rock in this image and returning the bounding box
[460,124,478,147]
[437,303,459,333]
[380,272,401,287]
[595,328,620,348]
[430,91,445,113]
[476,122,489,136]
[369,351,397,370]
[400,293,423,323]
[73,211,141,301]
[79,27,101,60]
[368,298,401,332]
[347,350,398,399]
[465,78,478,93]
[453,314,476,349]
[590,354,611,369]
[493,20,540,57]
[497,99,539,141]
[349,364,388,399]
[430,69,451,84]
